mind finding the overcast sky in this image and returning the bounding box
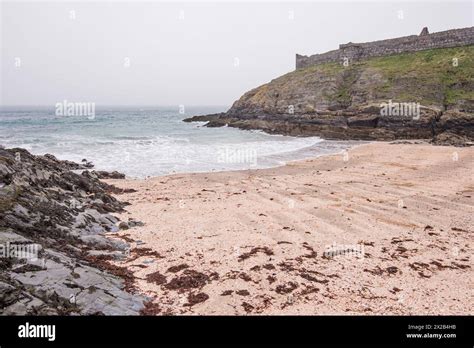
[1,1,472,107]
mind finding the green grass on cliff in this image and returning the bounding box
[368,45,474,106]
[299,45,474,108]
[236,45,473,114]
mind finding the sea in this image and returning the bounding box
[0,106,357,178]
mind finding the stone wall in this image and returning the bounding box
[296,27,474,69]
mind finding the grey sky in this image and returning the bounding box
[1,1,472,107]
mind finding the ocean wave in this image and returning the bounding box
[0,108,348,178]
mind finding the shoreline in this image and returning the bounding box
[105,142,474,315]
[119,139,368,181]
[116,140,415,182]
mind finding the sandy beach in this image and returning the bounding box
[106,142,473,315]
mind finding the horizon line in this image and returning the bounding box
[0,104,230,108]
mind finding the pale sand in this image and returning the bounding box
[106,142,473,315]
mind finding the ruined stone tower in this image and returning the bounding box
[296,26,474,69]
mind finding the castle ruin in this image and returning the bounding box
[296,27,474,69]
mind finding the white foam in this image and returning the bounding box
[0,108,354,178]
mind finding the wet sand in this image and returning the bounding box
[106,142,473,315]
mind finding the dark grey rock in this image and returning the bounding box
[0,147,145,315]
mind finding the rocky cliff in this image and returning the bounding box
[0,147,146,315]
[185,45,474,145]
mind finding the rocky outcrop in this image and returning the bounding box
[185,45,474,146]
[93,170,126,180]
[0,147,145,315]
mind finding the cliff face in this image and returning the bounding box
[231,45,474,115]
[185,46,474,145]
